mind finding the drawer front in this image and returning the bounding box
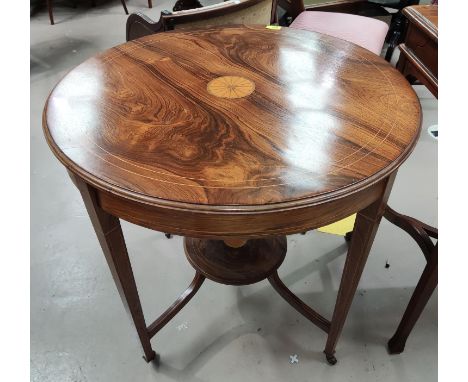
[405,23,438,76]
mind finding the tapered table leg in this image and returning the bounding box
[388,243,437,354]
[324,174,396,364]
[71,174,156,362]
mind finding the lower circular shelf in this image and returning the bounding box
[184,236,287,285]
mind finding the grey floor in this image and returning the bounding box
[31,2,438,381]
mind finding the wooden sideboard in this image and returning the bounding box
[397,5,438,98]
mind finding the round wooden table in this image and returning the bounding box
[43,25,421,365]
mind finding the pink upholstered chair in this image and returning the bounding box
[271,0,389,56]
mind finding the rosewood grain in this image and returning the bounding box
[44,26,421,209]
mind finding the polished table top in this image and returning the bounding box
[42,26,424,363]
[43,25,421,212]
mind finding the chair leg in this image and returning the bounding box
[121,0,129,15]
[388,244,438,354]
[47,0,54,25]
[385,12,406,62]
[148,0,153,8]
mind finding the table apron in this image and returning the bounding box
[96,178,387,239]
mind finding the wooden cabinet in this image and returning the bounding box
[397,5,438,97]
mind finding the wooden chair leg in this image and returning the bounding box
[384,206,437,261]
[71,173,156,362]
[47,0,54,25]
[148,0,153,8]
[388,244,437,354]
[347,206,437,354]
[324,173,396,364]
[383,205,438,354]
[121,0,129,15]
[385,12,406,62]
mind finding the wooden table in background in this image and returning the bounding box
[397,4,438,98]
[42,25,421,365]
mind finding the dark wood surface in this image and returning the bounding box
[43,26,422,364]
[397,5,438,97]
[44,25,420,216]
[404,4,438,40]
[323,172,395,364]
[184,236,287,285]
[70,172,156,362]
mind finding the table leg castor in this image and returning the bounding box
[143,350,158,363]
[325,353,337,365]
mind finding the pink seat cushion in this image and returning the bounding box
[290,11,389,55]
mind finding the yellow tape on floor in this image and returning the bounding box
[317,214,356,236]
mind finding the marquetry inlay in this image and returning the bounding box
[207,76,255,99]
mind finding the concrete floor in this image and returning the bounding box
[31,2,438,381]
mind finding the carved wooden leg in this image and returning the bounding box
[121,0,129,15]
[47,0,54,25]
[388,244,437,354]
[324,174,396,364]
[71,174,156,362]
[148,0,153,8]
